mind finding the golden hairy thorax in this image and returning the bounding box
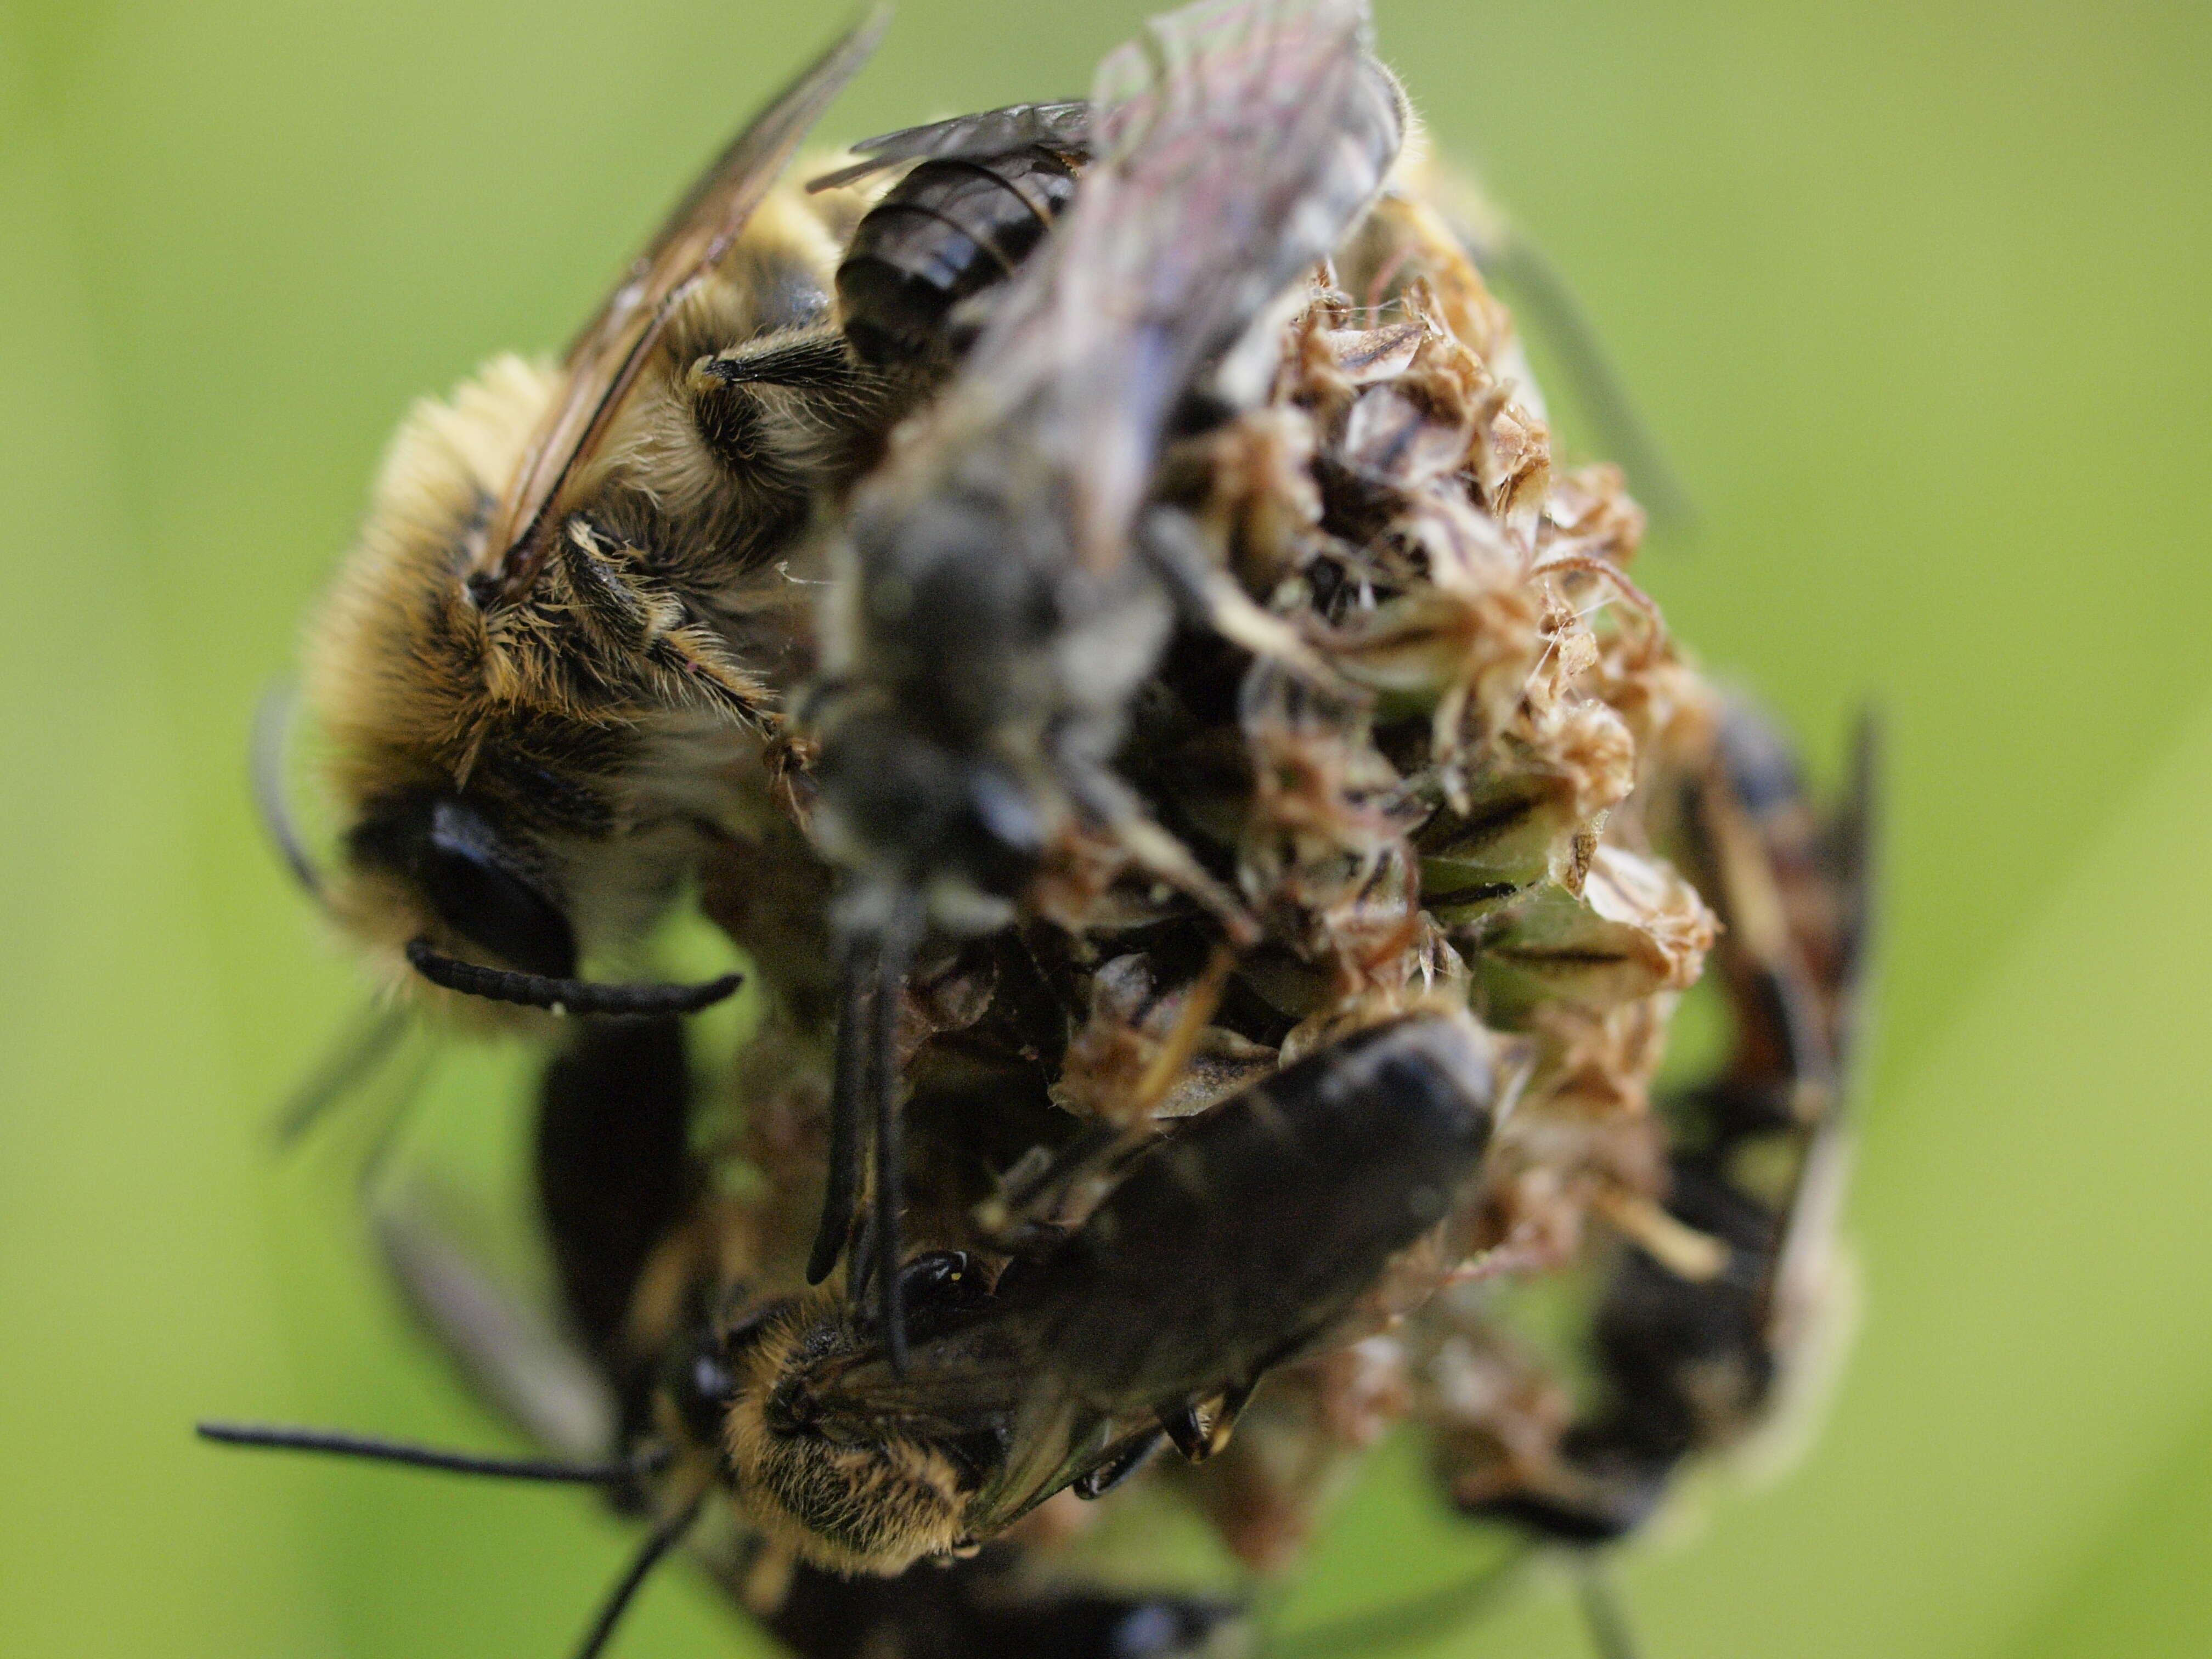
[302,177,883,1009]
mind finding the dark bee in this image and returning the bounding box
[1427,702,1876,1584]
[718,1014,1494,1575]
[204,1001,1495,1655]
[803,0,1409,1355]
[817,100,1091,373]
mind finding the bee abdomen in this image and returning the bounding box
[837,149,1082,365]
[1037,1017,1496,1408]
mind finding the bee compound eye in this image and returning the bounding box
[419,798,578,978]
[664,1325,739,1449]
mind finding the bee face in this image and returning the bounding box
[346,792,578,978]
[718,1294,983,1575]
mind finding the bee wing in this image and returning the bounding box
[473,10,886,608]
[805,100,1093,192]
[930,0,1404,569]
[817,1340,1128,1532]
[373,1183,618,1463]
[811,1320,1041,1433]
[1827,708,1882,1070]
[1763,713,1881,1312]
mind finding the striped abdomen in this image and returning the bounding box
[837,148,1082,365]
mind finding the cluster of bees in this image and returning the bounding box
[210,3,1876,1656]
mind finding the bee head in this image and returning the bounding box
[349,792,579,979]
[308,787,743,1022]
[712,1268,1002,1575]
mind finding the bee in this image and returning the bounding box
[801,0,1410,1352]
[292,18,896,1026]
[719,1014,1494,1572]
[204,995,1497,1656]
[224,3,1830,1652]
[1395,700,1875,1654]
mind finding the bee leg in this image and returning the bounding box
[370,1015,699,1471]
[810,897,924,1365]
[1205,1379,1255,1456]
[869,902,923,1371]
[805,933,874,1285]
[1159,1381,1254,1465]
[697,330,858,391]
[971,1119,1152,1254]
[689,331,888,489]
[1137,505,1353,693]
[1071,1427,1166,1499]
[1057,758,1259,944]
[1458,222,1695,535]
[569,1489,706,1659]
[1572,1556,1644,1659]
[553,518,775,720]
[270,998,411,1148]
[370,1186,619,1468]
[1159,1403,1211,1463]
[1258,1549,1530,1659]
[536,1017,697,1367]
[768,1556,1245,1659]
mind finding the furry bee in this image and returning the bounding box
[801,0,1410,1343]
[205,999,1496,1656]
[293,19,898,1025]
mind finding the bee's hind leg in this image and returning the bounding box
[1071,1426,1167,1499]
[688,329,892,493]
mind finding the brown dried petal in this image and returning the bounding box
[1338,381,1477,490]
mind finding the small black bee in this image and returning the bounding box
[803,0,1408,1362]
[1444,703,1876,1659]
[202,1009,1495,1656]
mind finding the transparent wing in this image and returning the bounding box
[1457,211,1697,532]
[806,100,1093,192]
[813,1335,1129,1534]
[1764,711,1880,1344]
[473,10,886,608]
[931,0,1405,568]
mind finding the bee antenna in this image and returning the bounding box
[1572,1556,1643,1659]
[251,678,326,900]
[571,1491,704,1659]
[195,1421,669,1485]
[870,895,923,1374]
[404,939,742,1017]
[805,928,876,1285]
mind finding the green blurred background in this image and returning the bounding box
[4,0,2210,1653]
